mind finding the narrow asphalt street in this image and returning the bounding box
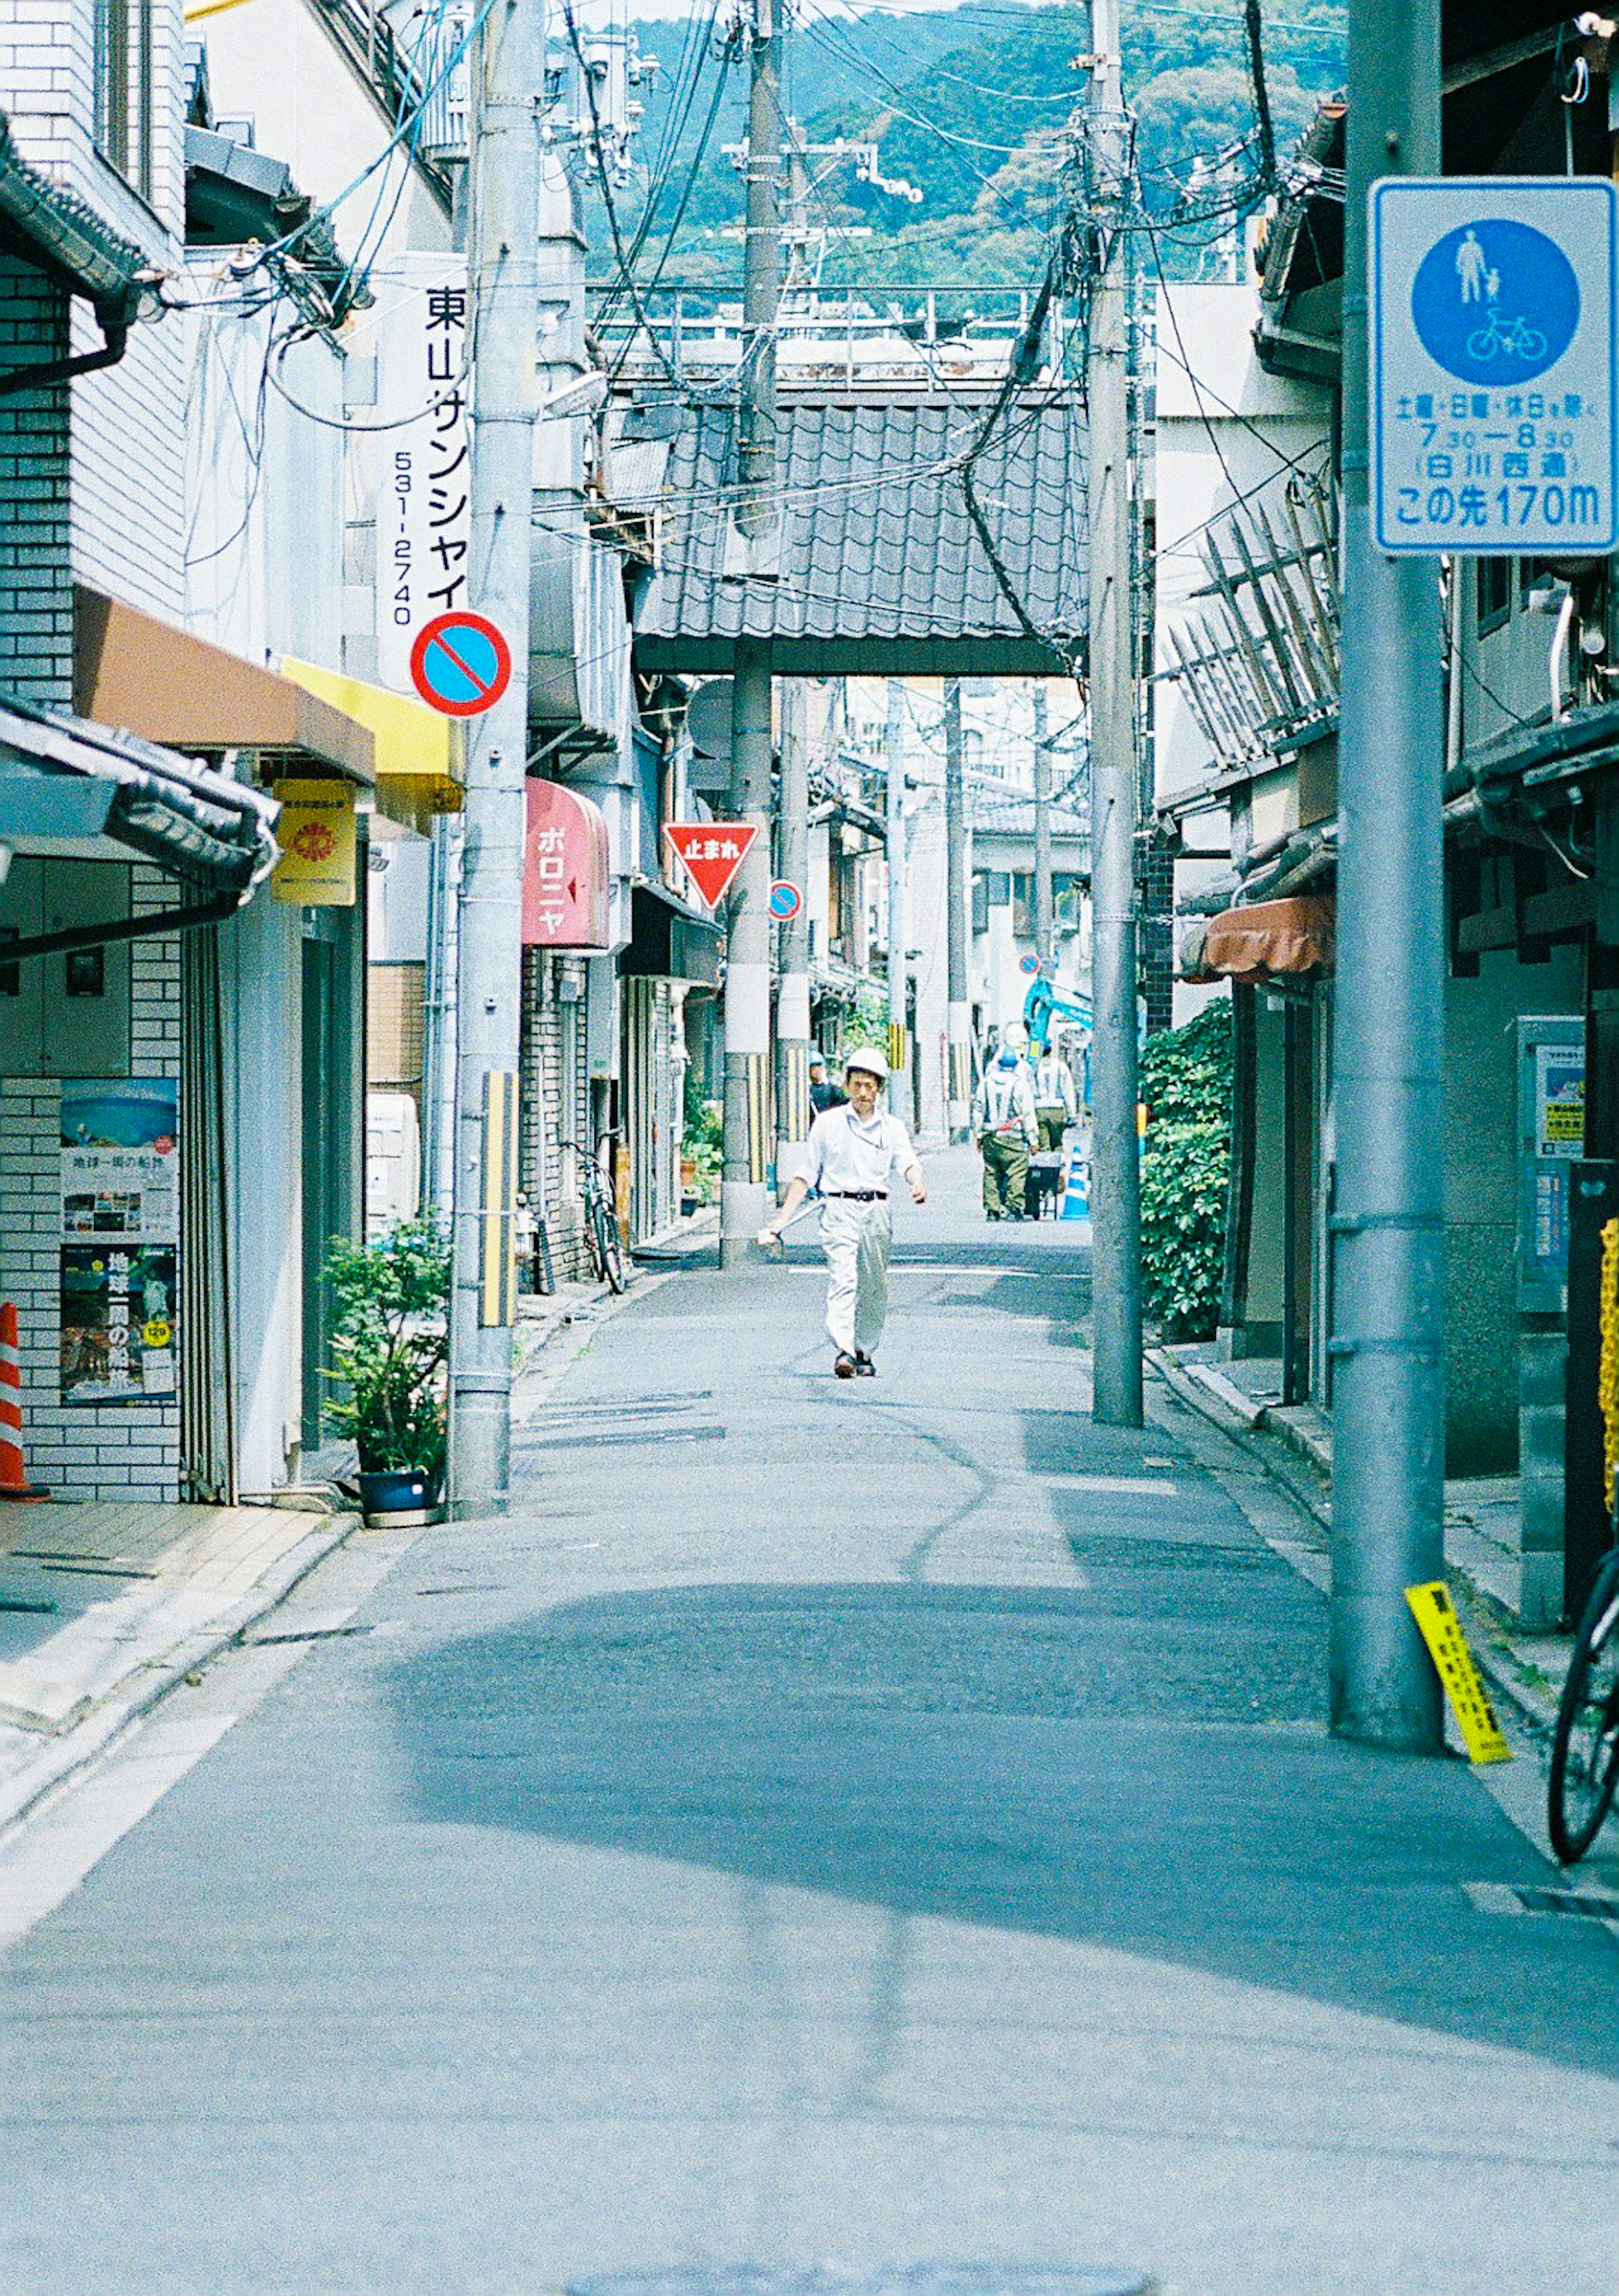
[1,1151,1616,2296]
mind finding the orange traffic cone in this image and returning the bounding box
[0,1301,48,1499]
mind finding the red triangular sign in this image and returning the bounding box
[664,821,760,908]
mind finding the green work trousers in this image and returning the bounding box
[1035,1109,1068,1156]
[980,1130,1030,1217]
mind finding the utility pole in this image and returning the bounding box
[944,676,971,1137]
[1086,0,1143,1427]
[885,676,907,1085]
[775,679,811,1189]
[1330,0,1445,1751]
[446,0,543,1512]
[720,0,781,1264]
[1032,682,1054,971]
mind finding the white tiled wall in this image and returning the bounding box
[0,869,181,1501]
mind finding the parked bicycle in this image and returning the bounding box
[1547,1542,1619,1863]
[561,1135,626,1295]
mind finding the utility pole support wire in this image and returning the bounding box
[447,0,544,1514]
[1330,0,1446,1752]
[1086,0,1143,1428]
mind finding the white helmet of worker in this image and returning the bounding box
[844,1046,889,1082]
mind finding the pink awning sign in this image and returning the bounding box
[522,778,611,949]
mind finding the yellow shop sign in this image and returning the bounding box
[271,780,357,905]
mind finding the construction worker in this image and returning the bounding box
[1032,1041,1078,1155]
[973,1044,1038,1220]
[758,1046,926,1378]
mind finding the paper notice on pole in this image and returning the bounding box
[1406,1580,1514,1764]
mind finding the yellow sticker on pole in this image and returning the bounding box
[1405,1581,1514,1765]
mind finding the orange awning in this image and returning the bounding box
[1201,895,1334,984]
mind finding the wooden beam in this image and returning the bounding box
[1522,878,1597,942]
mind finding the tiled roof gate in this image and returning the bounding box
[631,396,1088,678]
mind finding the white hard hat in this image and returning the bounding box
[844,1045,889,1082]
[1003,1023,1029,1050]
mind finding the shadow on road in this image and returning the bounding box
[384,1574,1617,2086]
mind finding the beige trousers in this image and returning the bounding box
[819,1196,892,1356]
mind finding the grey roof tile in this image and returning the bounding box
[630,396,1087,677]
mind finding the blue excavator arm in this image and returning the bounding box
[1022,976,1093,1055]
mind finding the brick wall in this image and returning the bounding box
[0,255,72,709]
[0,867,181,1500]
[520,950,592,1282]
[1142,827,1176,1038]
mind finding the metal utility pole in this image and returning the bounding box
[446,0,543,1513]
[885,677,907,1085]
[720,0,781,1264]
[944,676,971,1137]
[1032,682,1054,970]
[1330,0,1445,1752]
[1086,0,1143,1427]
[775,679,811,1189]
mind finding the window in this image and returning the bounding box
[93,0,154,198]
[1476,557,1514,636]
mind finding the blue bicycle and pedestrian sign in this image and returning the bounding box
[1371,178,1619,555]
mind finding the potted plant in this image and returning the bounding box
[323,1217,451,1523]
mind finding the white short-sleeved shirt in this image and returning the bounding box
[804,1104,918,1196]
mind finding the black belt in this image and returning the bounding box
[824,1189,887,1201]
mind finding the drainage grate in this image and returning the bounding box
[568,2272,1156,2296]
[243,1623,370,1648]
[1514,1884,1619,1920]
[1465,1880,1619,1922]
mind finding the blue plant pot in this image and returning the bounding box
[357,1467,439,1521]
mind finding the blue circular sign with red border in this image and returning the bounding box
[768,879,802,922]
[410,611,513,718]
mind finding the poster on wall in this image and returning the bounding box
[60,1245,177,1404]
[1517,1019,1585,1312]
[59,1080,179,1405]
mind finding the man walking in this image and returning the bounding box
[758,1047,926,1378]
[1032,1041,1078,1154]
[808,1055,844,1114]
[972,1044,1038,1220]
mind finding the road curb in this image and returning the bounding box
[1146,1349,1563,1749]
[0,1511,357,1844]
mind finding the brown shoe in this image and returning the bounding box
[834,1352,858,1378]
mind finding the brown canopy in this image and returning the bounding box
[1200,895,1335,985]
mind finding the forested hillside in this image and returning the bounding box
[582,0,1346,294]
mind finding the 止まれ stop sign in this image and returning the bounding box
[410,611,513,717]
[664,822,759,907]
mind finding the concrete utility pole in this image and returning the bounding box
[1330,0,1445,1751]
[720,0,781,1264]
[775,679,811,1190]
[1086,0,1143,1428]
[1032,682,1054,970]
[447,0,544,1512]
[885,676,907,1082]
[944,676,971,1137]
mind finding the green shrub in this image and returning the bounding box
[1138,1001,1232,1340]
[323,1217,451,1480]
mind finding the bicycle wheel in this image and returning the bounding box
[589,1190,626,1294]
[1548,1549,1619,1863]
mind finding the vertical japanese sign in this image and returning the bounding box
[376,264,472,693]
[59,1079,180,1405]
